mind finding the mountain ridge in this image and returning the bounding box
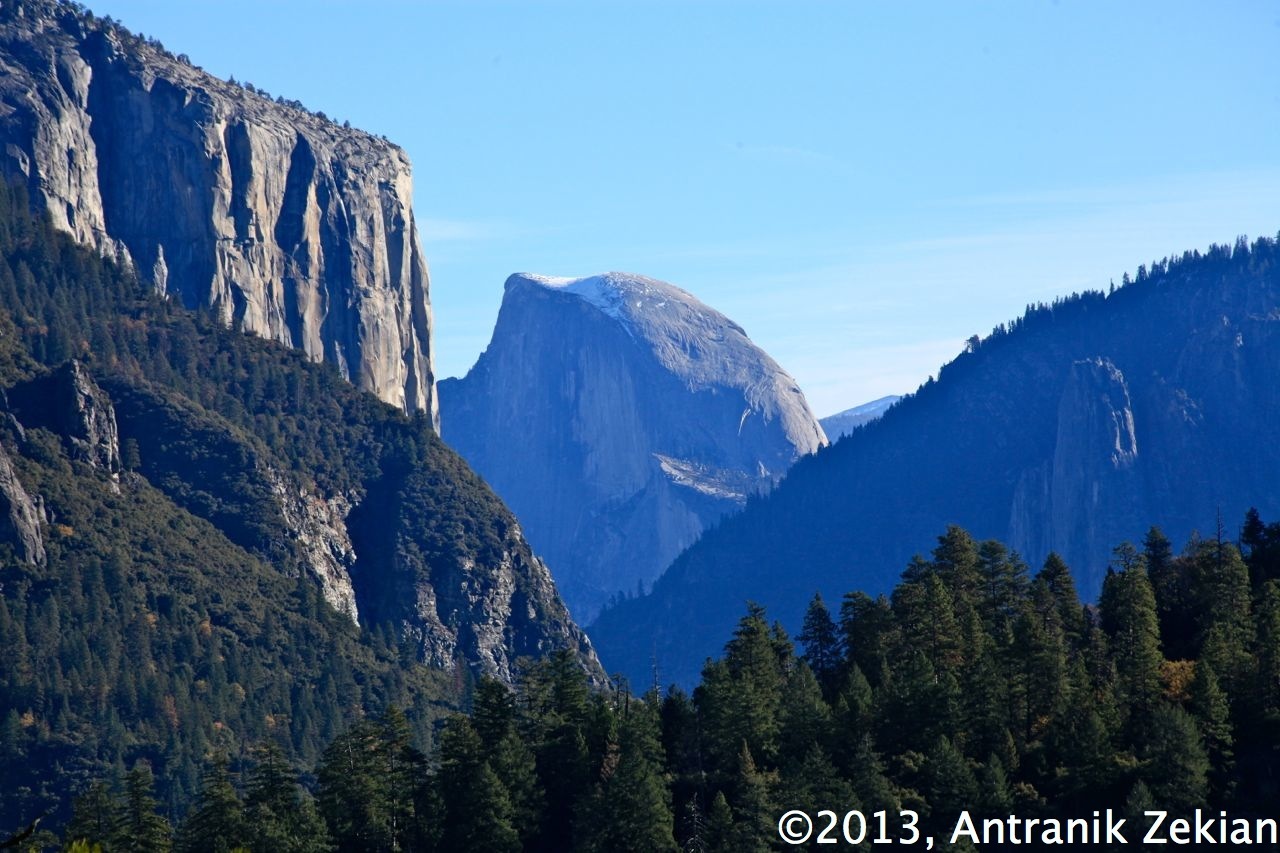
[591,235,1280,687]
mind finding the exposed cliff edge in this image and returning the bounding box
[439,271,826,621]
[0,1,436,423]
[8,359,121,473]
[0,440,43,564]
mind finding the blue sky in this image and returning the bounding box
[98,1,1280,417]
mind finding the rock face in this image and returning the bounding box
[590,239,1280,687]
[1008,358,1144,593]
[439,272,827,621]
[99,373,603,686]
[820,395,901,441]
[0,2,436,423]
[8,360,120,472]
[0,441,43,564]
[266,467,360,623]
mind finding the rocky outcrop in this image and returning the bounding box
[8,360,120,472]
[590,239,1280,688]
[1008,358,1144,593]
[0,2,436,423]
[439,272,826,621]
[267,469,360,623]
[101,375,603,685]
[0,441,43,564]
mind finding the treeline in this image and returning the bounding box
[28,514,1280,851]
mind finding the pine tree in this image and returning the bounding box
[437,717,520,853]
[1145,527,1194,659]
[176,755,245,853]
[846,734,899,814]
[1037,552,1085,646]
[893,573,962,675]
[922,736,978,831]
[726,743,775,853]
[798,593,841,695]
[1189,661,1234,803]
[1101,547,1163,723]
[66,781,115,848]
[578,704,677,853]
[977,754,1012,814]
[976,538,1028,637]
[778,743,857,831]
[1141,705,1209,812]
[933,525,982,607]
[1255,581,1280,709]
[839,592,894,687]
[248,743,330,853]
[1191,540,1254,691]
[695,604,785,769]
[704,792,735,853]
[111,762,172,853]
[776,664,832,770]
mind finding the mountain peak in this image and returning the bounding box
[442,270,827,621]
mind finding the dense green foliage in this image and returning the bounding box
[0,178,574,833]
[39,518,1280,851]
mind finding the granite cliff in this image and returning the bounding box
[592,237,1280,687]
[0,0,436,422]
[439,272,826,621]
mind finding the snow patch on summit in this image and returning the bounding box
[510,271,709,337]
[517,273,630,323]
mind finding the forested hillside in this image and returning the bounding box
[593,235,1280,687]
[0,179,598,835]
[29,517,1280,851]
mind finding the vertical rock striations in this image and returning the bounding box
[439,272,826,621]
[0,441,43,564]
[0,2,436,423]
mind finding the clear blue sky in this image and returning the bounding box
[97,1,1280,417]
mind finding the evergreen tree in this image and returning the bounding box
[838,592,894,688]
[437,717,520,853]
[846,734,899,814]
[798,593,841,695]
[578,703,677,853]
[1144,527,1194,659]
[111,762,172,853]
[1037,552,1086,646]
[726,743,774,853]
[176,755,245,853]
[248,743,331,853]
[1141,705,1209,812]
[893,573,962,676]
[695,604,785,770]
[1191,540,1254,691]
[976,539,1028,637]
[703,792,735,853]
[1255,581,1280,710]
[66,781,115,848]
[1189,661,1234,803]
[1101,547,1163,723]
[776,664,832,770]
[933,525,982,607]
